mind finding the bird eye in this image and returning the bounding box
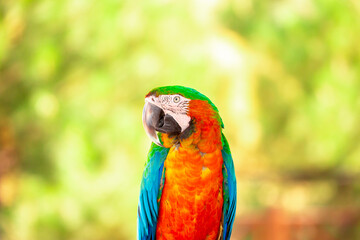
[173,96,180,103]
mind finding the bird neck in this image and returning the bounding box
[161,100,222,153]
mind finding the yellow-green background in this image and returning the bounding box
[1,0,360,239]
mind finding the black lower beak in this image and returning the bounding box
[155,114,181,134]
[142,102,182,146]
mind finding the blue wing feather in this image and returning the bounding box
[137,143,169,240]
[221,133,237,240]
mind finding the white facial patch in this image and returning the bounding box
[158,95,189,113]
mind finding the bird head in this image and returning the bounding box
[142,85,223,147]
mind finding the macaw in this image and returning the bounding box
[138,86,236,240]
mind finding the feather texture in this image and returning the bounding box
[221,133,237,240]
[137,143,169,240]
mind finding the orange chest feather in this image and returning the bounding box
[156,139,224,239]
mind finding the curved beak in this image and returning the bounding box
[142,101,164,147]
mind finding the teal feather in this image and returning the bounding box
[137,143,169,240]
[221,133,237,240]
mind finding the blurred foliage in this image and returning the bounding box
[0,0,360,239]
[222,0,360,172]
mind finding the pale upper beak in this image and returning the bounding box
[142,101,164,147]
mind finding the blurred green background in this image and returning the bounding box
[1,0,360,239]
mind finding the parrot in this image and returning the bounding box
[138,86,236,240]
